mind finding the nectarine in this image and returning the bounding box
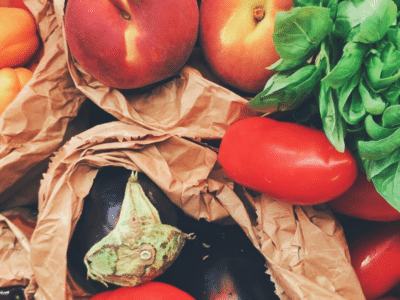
[64,0,199,89]
[199,0,293,94]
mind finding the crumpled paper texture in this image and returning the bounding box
[0,0,87,206]
[0,208,37,299]
[29,121,365,300]
[0,0,367,299]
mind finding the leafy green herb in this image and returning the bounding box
[247,65,322,113]
[334,0,397,43]
[317,40,346,151]
[292,0,339,18]
[337,69,366,125]
[358,127,400,160]
[267,55,310,72]
[362,150,400,210]
[382,104,400,127]
[358,76,387,115]
[364,46,400,91]
[321,42,368,88]
[248,0,400,211]
[364,114,397,140]
[273,7,333,61]
[352,0,397,43]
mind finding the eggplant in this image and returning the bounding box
[0,286,26,300]
[83,172,188,287]
[156,214,279,300]
[191,257,279,300]
[67,166,179,294]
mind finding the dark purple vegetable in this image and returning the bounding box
[192,257,279,300]
[0,286,26,300]
[67,166,179,294]
[156,212,279,300]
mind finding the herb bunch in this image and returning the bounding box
[248,0,400,210]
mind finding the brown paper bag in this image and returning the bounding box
[0,0,87,205]
[0,0,365,299]
[19,0,365,298]
[28,119,365,300]
[0,208,37,299]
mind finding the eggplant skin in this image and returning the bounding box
[0,286,26,300]
[193,257,279,300]
[156,216,279,300]
[67,167,179,294]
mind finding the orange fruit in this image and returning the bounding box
[0,67,33,115]
[0,7,40,69]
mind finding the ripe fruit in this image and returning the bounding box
[64,0,199,89]
[0,67,33,115]
[329,172,400,222]
[349,222,400,299]
[0,7,40,69]
[199,0,293,94]
[90,283,195,300]
[218,117,358,205]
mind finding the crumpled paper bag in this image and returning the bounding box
[28,120,365,300]
[0,0,366,299]
[0,208,37,299]
[0,0,87,206]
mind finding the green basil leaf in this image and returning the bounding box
[359,77,387,115]
[337,70,366,125]
[319,81,346,152]
[358,126,400,160]
[247,65,322,113]
[316,39,346,152]
[364,151,400,211]
[363,42,400,93]
[334,1,363,38]
[387,25,400,49]
[292,0,313,6]
[346,127,368,172]
[365,50,400,91]
[364,49,386,89]
[321,42,369,88]
[292,0,338,12]
[273,7,333,61]
[380,41,400,77]
[364,148,400,178]
[382,105,400,127]
[393,0,400,9]
[364,114,397,139]
[267,56,310,72]
[334,0,397,43]
[363,151,400,179]
[353,0,397,43]
[324,0,339,19]
[382,79,400,105]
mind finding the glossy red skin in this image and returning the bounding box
[218,117,358,205]
[90,282,195,300]
[64,0,199,89]
[349,222,400,300]
[329,173,400,221]
[199,0,293,94]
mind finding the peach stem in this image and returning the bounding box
[253,5,265,23]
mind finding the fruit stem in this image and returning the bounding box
[253,5,265,23]
[120,10,131,20]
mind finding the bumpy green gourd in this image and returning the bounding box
[84,171,189,287]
